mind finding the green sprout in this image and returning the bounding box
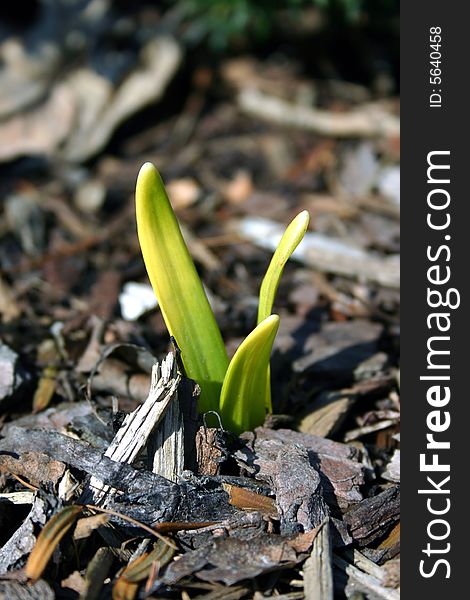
[135,162,309,434]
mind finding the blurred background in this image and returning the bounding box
[0,0,399,439]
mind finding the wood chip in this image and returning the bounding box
[382,449,400,483]
[343,487,399,547]
[85,352,181,503]
[238,428,367,510]
[0,451,65,488]
[0,496,48,574]
[303,519,333,600]
[333,554,400,600]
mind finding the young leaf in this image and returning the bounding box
[136,163,229,412]
[256,210,310,411]
[219,314,280,434]
[257,210,310,324]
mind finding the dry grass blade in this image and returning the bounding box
[153,520,218,534]
[24,505,84,581]
[122,540,175,583]
[112,576,139,600]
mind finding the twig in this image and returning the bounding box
[239,88,399,139]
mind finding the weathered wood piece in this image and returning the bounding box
[162,532,311,586]
[238,88,400,139]
[0,427,239,525]
[291,320,383,379]
[342,486,400,547]
[238,428,367,510]
[251,427,360,461]
[195,427,225,476]
[149,367,199,481]
[333,554,400,600]
[303,519,333,600]
[0,496,48,574]
[0,579,54,600]
[175,511,269,552]
[236,437,329,534]
[0,427,179,520]
[149,394,184,482]
[382,450,400,483]
[0,451,65,488]
[85,352,180,503]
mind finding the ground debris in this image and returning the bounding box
[0,341,30,409]
[0,579,54,600]
[0,496,48,574]
[343,487,400,548]
[303,519,334,600]
[237,428,368,511]
[163,531,313,586]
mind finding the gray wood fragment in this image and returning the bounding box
[292,320,383,377]
[86,352,180,503]
[162,533,300,586]
[334,555,400,600]
[238,429,367,510]
[149,356,200,483]
[275,446,329,533]
[0,579,54,600]
[0,496,47,574]
[251,427,360,461]
[0,427,180,522]
[238,88,400,139]
[382,450,400,483]
[0,341,28,408]
[303,519,333,600]
[0,428,239,525]
[343,486,399,547]
[236,441,329,534]
[149,395,185,482]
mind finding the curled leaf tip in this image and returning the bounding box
[219,313,280,434]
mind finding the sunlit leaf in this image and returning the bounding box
[135,163,229,412]
[257,210,310,324]
[256,210,310,410]
[219,314,280,433]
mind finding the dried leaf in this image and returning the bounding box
[25,505,84,581]
[222,484,278,519]
[73,514,110,540]
[112,576,138,600]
